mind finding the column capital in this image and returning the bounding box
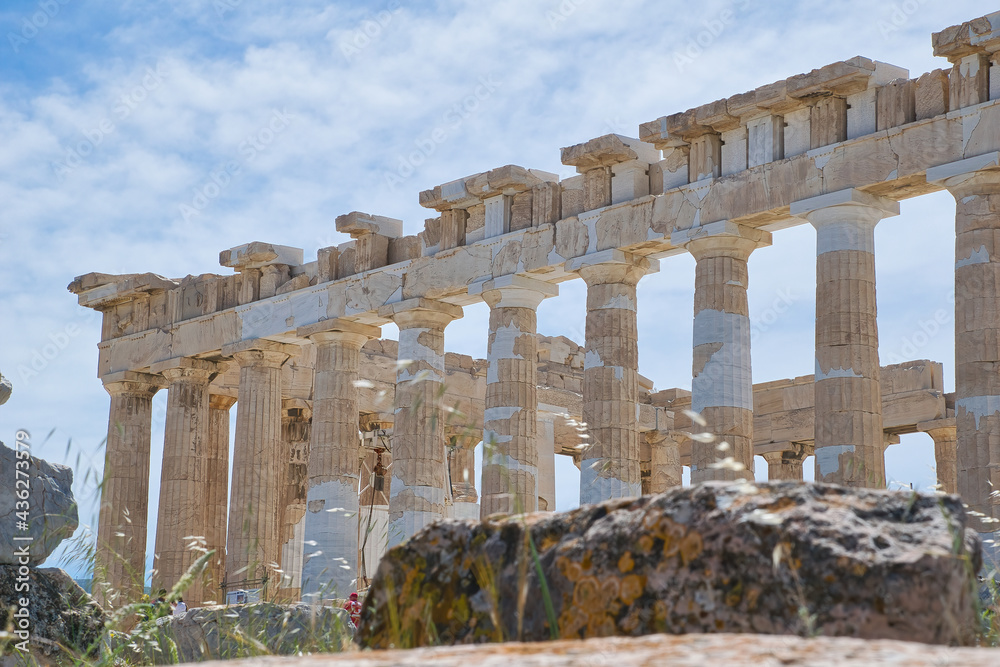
[917,417,957,439]
[223,339,299,367]
[377,297,463,330]
[471,275,558,310]
[150,357,222,383]
[360,412,394,432]
[209,393,237,410]
[790,188,899,227]
[282,397,312,421]
[565,249,657,286]
[927,153,1000,196]
[760,451,786,465]
[643,428,673,446]
[102,370,167,396]
[297,317,381,342]
[671,220,772,260]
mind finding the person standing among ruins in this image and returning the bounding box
[344,592,362,627]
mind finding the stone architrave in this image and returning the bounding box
[297,319,380,599]
[149,357,221,607]
[205,392,235,601]
[222,340,297,585]
[567,250,655,505]
[377,298,463,547]
[928,154,1000,529]
[94,371,165,609]
[791,189,899,488]
[673,221,771,483]
[473,275,558,517]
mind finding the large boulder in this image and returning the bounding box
[0,565,106,660]
[358,481,982,648]
[0,438,78,565]
[103,602,354,664]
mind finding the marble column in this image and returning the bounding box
[205,393,235,603]
[378,298,462,547]
[278,399,311,602]
[536,413,557,511]
[762,449,805,481]
[223,340,296,585]
[150,357,220,607]
[568,250,654,505]
[647,430,682,493]
[929,156,1000,528]
[673,221,771,483]
[474,275,557,516]
[791,189,899,488]
[297,320,380,599]
[94,371,164,609]
[359,422,392,589]
[447,426,480,519]
[918,418,958,495]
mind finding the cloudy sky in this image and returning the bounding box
[0,0,986,579]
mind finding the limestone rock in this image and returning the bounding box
[104,602,354,664]
[0,565,106,659]
[359,482,980,648]
[0,440,78,565]
[0,372,11,406]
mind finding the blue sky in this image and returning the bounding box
[0,0,987,579]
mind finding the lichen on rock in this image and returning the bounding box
[358,481,981,648]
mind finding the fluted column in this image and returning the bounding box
[94,372,164,609]
[763,450,805,481]
[929,155,1000,527]
[536,413,557,511]
[378,298,463,547]
[205,393,235,602]
[474,275,557,516]
[223,340,296,584]
[792,189,899,488]
[447,426,480,519]
[568,249,654,505]
[278,399,311,602]
[918,419,958,495]
[359,420,392,589]
[647,430,682,493]
[297,320,380,599]
[150,357,221,606]
[673,221,771,483]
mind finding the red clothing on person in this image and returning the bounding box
[344,598,362,626]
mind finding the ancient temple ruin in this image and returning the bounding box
[71,12,1000,609]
